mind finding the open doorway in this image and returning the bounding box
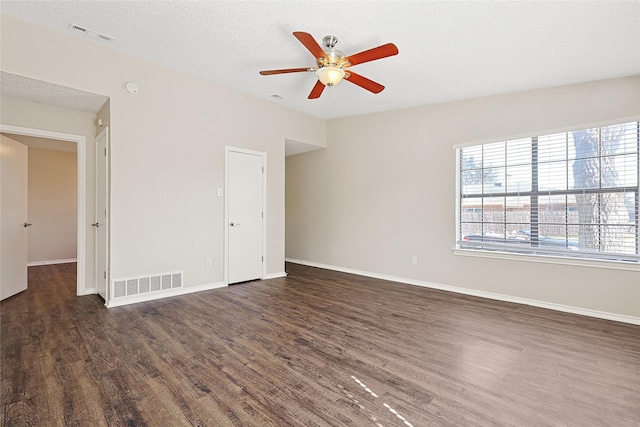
[0,126,87,297]
[19,136,77,267]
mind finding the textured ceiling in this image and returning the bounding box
[1,1,639,120]
[1,72,108,114]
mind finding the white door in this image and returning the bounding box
[95,128,109,300]
[0,136,29,300]
[227,149,264,284]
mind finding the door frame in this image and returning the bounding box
[0,124,88,296]
[224,146,267,285]
[94,127,110,301]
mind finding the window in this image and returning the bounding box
[456,121,639,263]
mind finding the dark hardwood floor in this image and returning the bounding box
[1,262,639,426]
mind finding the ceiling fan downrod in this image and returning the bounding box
[323,35,339,49]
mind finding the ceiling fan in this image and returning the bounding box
[259,32,399,99]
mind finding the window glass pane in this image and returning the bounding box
[505,195,530,214]
[598,154,630,188]
[462,181,483,195]
[621,225,637,255]
[538,161,567,191]
[567,224,579,243]
[482,197,505,222]
[538,224,575,250]
[566,194,579,224]
[601,123,628,156]
[483,142,505,168]
[567,132,577,161]
[482,222,505,240]
[460,146,483,194]
[460,146,482,169]
[505,164,531,193]
[506,138,531,166]
[460,222,482,238]
[461,198,482,222]
[483,167,506,193]
[572,193,629,252]
[623,192,637,225]
[622,224,638,254]
[570,129,600,161]
[600,192,632,225]
[619,122,639,155]
[598,225,634,254]
[538,194,567,232]
[538,133,567,163]
[574,194,599,228]
[505,195,530,235]
[603,153,638,188]
[570,156,600,190]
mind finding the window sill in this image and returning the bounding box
[453,248,640,272]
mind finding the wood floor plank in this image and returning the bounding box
[2,262,639,426]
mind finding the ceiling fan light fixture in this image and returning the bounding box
[316,66,345,87]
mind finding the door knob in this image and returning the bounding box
[92,222,100,228]
[23,222,32,227]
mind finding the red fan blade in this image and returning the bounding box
[343,43,398,66]
[344,71,385,94]
[260,67,311,75]
[308,80,325,99]
[293,31,326,59]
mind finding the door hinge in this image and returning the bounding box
[261,211,263,218]
[103,271,106,279]
[104,148,107,156]
[262,166,264,173]
[261,256,264,262]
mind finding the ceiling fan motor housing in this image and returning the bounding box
[317,35,348,68]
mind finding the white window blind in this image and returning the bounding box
[457,121,639,263]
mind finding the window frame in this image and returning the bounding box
[454,118,640,269]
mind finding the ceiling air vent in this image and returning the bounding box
[68,23,114,42]
[69,23,88,33]
[269,94,288,101]
[97,33,114,42]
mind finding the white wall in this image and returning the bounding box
[27,147,77,263]
[286,76,640,320]
[1,14,326,291]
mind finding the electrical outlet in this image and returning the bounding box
[206,258,213,268]
[411,256,418,266]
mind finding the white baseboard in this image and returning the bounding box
[28,258,77,267]
[78,287,97,296]
[106,281,227,308]
[285,258,640,326]
[264,271,288,280]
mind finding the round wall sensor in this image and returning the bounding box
[125,82,139,94]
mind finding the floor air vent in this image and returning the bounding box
[112,271,183,299]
